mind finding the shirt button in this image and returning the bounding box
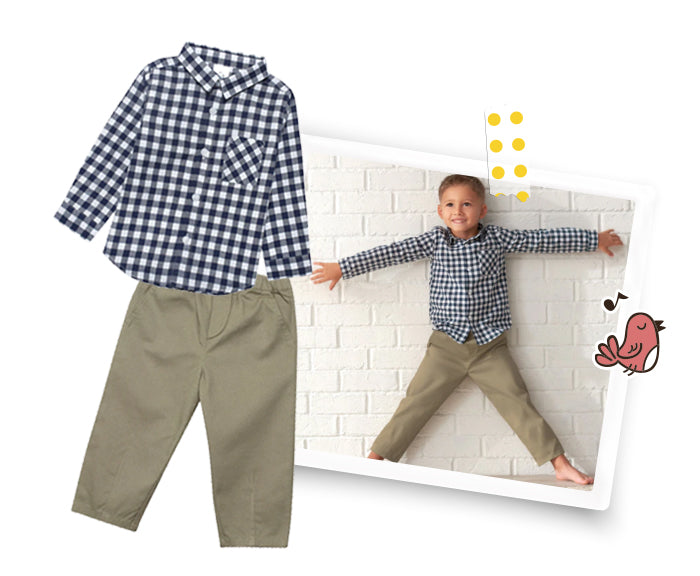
[192,194,200,205]
[182,235,191,245]
[201,148,210,158]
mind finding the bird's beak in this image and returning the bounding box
[655,320,665,331]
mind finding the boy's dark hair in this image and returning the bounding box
[438,175,486,201]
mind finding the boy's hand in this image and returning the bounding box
[310,261,343,290]
[598,229,623,257]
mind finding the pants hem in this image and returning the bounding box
[219,540,289,548]
[370,442,402,463]
[72,502,139,532]
[534,447,565,468]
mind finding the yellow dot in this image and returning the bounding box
[492,166,505,179]
[510,111,523,124]
[514,164,527,177]
[490,139,503,152]
[516,191,529,202]
[495,193,505,197]
[512,138,525,151]
[487,113,501,126]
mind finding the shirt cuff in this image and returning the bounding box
[265,253,313,280]
[338,256,358,280]
[54,205,99,241]
[585,229,599,251]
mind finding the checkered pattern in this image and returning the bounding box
[339,224,598,344]
[55,42,312,294]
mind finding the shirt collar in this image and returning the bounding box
[177,42,269,100]
[446,223,485,246]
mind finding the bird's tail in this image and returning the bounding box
[595,335,620,367]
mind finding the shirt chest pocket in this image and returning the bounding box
[221,134,266,187]
[478,248,502,277]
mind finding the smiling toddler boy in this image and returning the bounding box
[311,174,622,484]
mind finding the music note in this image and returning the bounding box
[603,291,628,311]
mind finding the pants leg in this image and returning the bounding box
[466,333,564,466]
[72,282,202,530]
[199,276,297,547]
[72,277,297,546]
[370,330,468,461]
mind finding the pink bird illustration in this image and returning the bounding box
[595,312,665,375]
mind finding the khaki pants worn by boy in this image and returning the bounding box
[371,330,564,466]
[72,276,297,547]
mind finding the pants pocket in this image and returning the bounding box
[268,290,296,341]
[123,282,153,328]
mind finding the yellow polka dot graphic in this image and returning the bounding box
[485,106,529,201]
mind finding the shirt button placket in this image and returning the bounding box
[180,87,223,287]
[203,89,223,208]
[194,143,211,210]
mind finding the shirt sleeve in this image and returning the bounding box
[493,226,598,253]
[261,90,313,279]
[53,65,150,241]
[338,228,438,279]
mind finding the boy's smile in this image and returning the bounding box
[437,184,488,240]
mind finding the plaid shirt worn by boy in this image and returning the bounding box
[339,224,598,344]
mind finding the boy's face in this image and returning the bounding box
[437,184,487,239]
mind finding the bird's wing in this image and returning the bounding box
[619,340,642,359]
[595,335,620,367]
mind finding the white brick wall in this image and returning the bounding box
[292,153,634,477]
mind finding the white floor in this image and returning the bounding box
[494,475,594,491]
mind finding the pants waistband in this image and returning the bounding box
[249,274,293,296]
[142,275,293,298]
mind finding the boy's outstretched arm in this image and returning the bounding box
[310,229,439,290]
[311,262,342,290]
[598,228,623,257]
[497,226,623,257]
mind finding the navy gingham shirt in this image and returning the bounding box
[55,42,312,294]
[339,224,598,345]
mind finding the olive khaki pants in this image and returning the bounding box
[72,275,297,547]
[371,330,564,466]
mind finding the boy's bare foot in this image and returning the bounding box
[368,451,384,460]
[551,454,594,485]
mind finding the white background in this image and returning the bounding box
[2,1,696,573]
